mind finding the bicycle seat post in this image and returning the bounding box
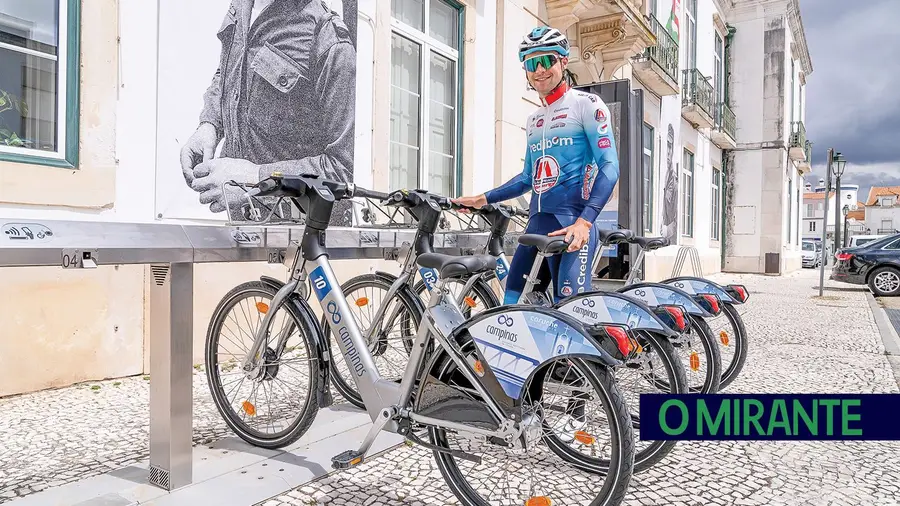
[520,252,547,304]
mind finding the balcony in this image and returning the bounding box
[681,69,715,129]
[711,102,736,149]
[631,15,679,96]
[798,140,812,172]
[789,121,807,162]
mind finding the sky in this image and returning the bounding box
[801,0,900,202]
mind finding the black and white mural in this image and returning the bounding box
[156,0,358,224]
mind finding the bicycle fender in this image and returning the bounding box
[259,275,333,407]
[554,291,677,338]
[618,282,713,318]
[454,305,621,402]
[661,276,739,304]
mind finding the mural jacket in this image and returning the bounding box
[199,0,356,184]
[484,84,620,224]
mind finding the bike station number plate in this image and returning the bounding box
[61,249,99,269]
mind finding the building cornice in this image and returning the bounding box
[786,0,813,76]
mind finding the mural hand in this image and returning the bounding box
[191,157,260,214]
[180,123,219,186]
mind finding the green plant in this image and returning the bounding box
[0,88,29,147]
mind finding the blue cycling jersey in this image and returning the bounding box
[484,84,619,224]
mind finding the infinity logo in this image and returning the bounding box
[674,282,685,289]
[326,300,341,324]
[497,315,514,327]
[634,289,647,297]
[581,298,596,308]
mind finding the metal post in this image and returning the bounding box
[834,173,842,253]
[843,213,849,248]
[148,262,194,490]
[818,149,833,297]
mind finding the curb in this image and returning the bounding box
[865,291,900,389]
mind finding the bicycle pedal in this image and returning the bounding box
[331,450,365,470]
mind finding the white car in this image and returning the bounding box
[801,241,822,268]
[847,235,888,248]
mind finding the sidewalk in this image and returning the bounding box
[2,269,899,505]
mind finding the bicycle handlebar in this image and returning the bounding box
[352,185,391,201]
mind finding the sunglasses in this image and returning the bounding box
[524,54,560,73]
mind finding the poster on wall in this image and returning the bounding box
[658,0,681,244]
[154,0,359,226]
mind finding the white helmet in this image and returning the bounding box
[518,26,570,62]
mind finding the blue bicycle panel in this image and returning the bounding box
[495,256,510,282]
[556,293,670,333]
[618,284,710,317]
[419,267,439,292]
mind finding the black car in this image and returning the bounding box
[831,232,900,296]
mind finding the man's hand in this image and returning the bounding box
[191,157,260,213]
[452,194,487,212]
[180,123,219,186]
[549,218,593,252]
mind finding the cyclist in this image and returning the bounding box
[454,26,620,306]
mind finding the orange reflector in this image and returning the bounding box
[463,296,477,308]
[719,331,730,346]
[350,457,362,466]
[689,352,700,371]
[242,401,256,416]
[355,297,369,307]
[255,302,269,314]
[473,360,485,376]
[574,430,596,445]
[526,498,552,506]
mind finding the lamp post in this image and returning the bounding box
[832,153,847,253]
[842,205,850,248]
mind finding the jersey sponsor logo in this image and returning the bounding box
[576,242,590,291]
[582,163,597,199]
[532,155,560,193]
[552,113,568,120]
[550,122,566,129]
[560,285,573,297]
[530,136,574,152]
[597,137,611,149]
[595,108,607,123]
[536,119,544,127]
[597,123,609,134]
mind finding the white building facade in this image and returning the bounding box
[0,0,811,395]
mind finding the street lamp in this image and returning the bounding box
[842,204,850,248]
[832,153,848,253]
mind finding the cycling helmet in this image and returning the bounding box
[518,26,570,62]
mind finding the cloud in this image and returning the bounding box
[804,162,900,203]
[801,0,900,165]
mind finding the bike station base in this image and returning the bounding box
[4,405,403,506]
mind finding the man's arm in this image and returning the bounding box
[257,38,355,182]
[485,149,532,203]
[198,68,224,138]
[579,99,620,224]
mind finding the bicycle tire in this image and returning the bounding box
[322,274,422,410]
[687,314,723,394]
[204,281,321,449]
[718,302,748,390]
[629,331,688,472]
[427,355,634,506]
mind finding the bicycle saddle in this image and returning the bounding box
[417,253,497,279]
[631,236,670,251]
[597,228,634,245]
[518,234,569,255]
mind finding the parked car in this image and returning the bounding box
[831,233,900,296]
[847,234,888,248]
[801,240,822,268]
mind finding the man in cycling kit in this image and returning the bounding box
[454,26,620,305]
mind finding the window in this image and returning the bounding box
[881,219,894,232]
[809,221,816,232]
[681,149,694,237]
[0,0,79,167]
[806,203,814,216]
[685,0,697,69]
[787,179,792,243]
[642,123,654,233]
[789,59,795,124]
[711,167,721,240]
[390,0,461,197]
[880,196,896,207]
[713,32,724,106]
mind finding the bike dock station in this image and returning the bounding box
[0,218,516,505]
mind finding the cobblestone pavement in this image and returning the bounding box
[1,269,899,505]
[259,269,900,506]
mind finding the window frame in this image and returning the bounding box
[389,0,464,196]
[0,0,80,168]
[681,148,694,237]
[685,0,697,70]
[809,220,816,232]
[642,122,654,234]
[711,166,721,241]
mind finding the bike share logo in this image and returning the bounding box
[532,156,560,194]
[573,297,599,320]
[313,271,366,378]
[486,314,518,342]
[530,136,574,152]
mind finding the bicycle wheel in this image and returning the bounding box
[205,281,321,449]
[323,274,422,409]
[618,331,688,472]
[712,302,748,390]
[414,276,500,317]
[425,353,634,506]
[678,315,723,393]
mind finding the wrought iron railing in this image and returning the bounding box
[715,102,736,140]
[634,15,679,83]
[877,228,897,234]
[790,121,806,148]
[682,69,714,118]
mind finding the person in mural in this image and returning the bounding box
[661,124,678,242]
[179,0,356,221]
[454,27,620,305]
